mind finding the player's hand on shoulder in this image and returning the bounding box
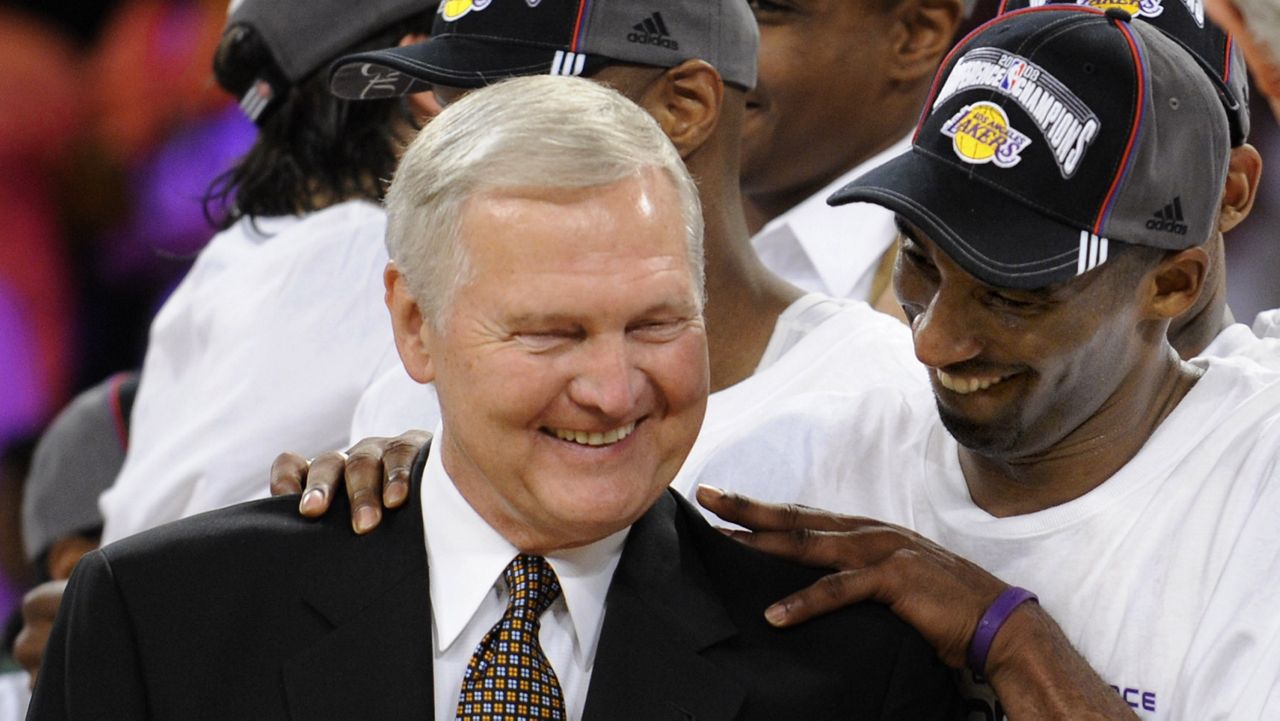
[268,429,432,534]
[696,485,1007,669]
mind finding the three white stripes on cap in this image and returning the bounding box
[1077,231,1109,275]
[551,50,587,77]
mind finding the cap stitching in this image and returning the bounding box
[1093,20,1147,233]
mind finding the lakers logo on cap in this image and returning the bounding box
[440,0,492,22]
[942,102,1032,168]
[1028,0,1164,18]
[1084,0,1165,16]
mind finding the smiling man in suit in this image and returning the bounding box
[28,76,961,721]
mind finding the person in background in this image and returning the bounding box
[743,0,975,315]
[0,372,137,718]
[11,0,439,689]
[1205,0,1280,338]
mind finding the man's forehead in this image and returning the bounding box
[894,215,1078,296]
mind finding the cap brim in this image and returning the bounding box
[829,148,1107,289]
[330,35,604,100]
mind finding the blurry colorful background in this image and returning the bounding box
[0,0,254,638]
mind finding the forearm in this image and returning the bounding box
[985,605,1138,721]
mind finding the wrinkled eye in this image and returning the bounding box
[628,319,688,343]
[514,330,577,352]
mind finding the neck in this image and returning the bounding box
[1168,279,1233,361]
[743,115,915,234]
[689,146,805,393]
[958,348,1202,517]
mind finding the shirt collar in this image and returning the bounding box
[421,426,628,663]
[754,134,912,298]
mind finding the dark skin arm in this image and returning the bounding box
[269,429,431,533]
[696,486,1139,721]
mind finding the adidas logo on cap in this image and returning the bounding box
[627,12,679,50]
[1146,197,1188,235]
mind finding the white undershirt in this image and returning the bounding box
[421,427,627,721]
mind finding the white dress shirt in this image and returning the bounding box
[422,429,627,721]
[751,135,911,301]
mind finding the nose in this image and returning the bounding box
[567,335,644,419]
[910,288,983,370]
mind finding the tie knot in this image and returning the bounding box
[504,554,562,617]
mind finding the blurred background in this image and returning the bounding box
[0,0,254,643]
[0,0,1276,644]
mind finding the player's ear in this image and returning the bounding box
[385,262,437,384]
[886,0,965,84]
[1143,247,1209,321]
[1218,143,1262,233]
[638,59,723,158]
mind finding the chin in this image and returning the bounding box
[935,402,1026,457]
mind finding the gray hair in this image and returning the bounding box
[384,75,705,328]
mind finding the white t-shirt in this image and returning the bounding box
[350,293,925,454]
[750,136,910,302]
[1197,322,1280,369]
[689,357,1280,720]
[1254,308,1279,339]
[100,200,399,544]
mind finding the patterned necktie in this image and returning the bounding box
[456,554,566,720]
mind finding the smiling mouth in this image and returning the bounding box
[935,369,1014,395]
[544,421,638,447]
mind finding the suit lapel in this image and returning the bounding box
[283,444,435,720]
[583,492,745,721]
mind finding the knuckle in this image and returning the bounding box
[349,485,378,504]
[347,435,389,453]
[786,526,819,551]
[779,503,806,528]
[344,452,381,475]
[384,436,422,456]
[886,546,921,567]
[815,572,852,602]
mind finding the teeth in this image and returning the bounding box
[552,421,637,447]
[935,369,1008,395]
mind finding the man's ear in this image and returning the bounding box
[886,0,964,84]
[636,59,723,158]
[385,262,437,384]
[1144,247,1209,321]
[1219,143,1262,233]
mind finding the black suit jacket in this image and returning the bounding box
[29,447,962,720]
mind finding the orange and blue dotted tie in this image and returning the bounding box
[456,554,566,720]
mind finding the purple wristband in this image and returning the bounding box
[967,586,1039,675]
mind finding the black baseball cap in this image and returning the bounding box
[222,0,436,122]
[328,0,758,100]
[830,6,1231,290]
[997,0,1250,144]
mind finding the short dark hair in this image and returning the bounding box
[203,12,434,229]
